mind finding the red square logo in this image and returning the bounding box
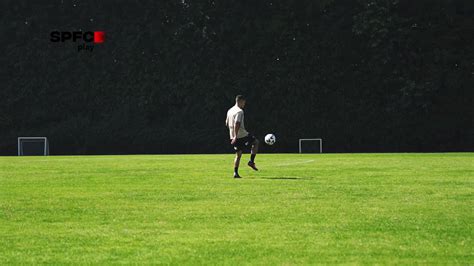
[94,31,105,43]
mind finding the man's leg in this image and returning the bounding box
[248,138,259,171]
[234,150,243,178]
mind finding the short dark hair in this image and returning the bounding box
[235,95,246,102]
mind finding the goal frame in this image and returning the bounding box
[299,138,323,153]
[17,137,49,156]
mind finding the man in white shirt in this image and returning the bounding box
[225,95,259,178]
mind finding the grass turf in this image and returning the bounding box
[0,153,473,264]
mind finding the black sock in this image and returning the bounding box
[234,167,239,175]
[250,154,256,163]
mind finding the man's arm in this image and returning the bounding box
[231,122,240,144]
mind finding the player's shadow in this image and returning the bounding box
[260,176,309,180]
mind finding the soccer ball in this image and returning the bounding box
[264,134,276,145]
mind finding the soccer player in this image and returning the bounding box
[225,95,259,178]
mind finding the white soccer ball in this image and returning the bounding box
[264,134,276,145]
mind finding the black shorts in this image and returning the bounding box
[232,134,257,152]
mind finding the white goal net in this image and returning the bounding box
[18,137,49,156]
[299,138,323,153]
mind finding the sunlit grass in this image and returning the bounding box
[0,153,472,264]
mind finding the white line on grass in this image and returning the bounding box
[274,159,315,166]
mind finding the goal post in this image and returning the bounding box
[18,137,49,156]
[299,138,323,153]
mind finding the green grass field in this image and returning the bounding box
[0,153,472,264]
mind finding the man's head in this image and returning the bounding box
[235,95,246,108]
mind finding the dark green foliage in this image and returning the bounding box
[1,0,472,154]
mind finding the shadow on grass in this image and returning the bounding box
[259,176,310,180]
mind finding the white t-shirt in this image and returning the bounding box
[226,105,249,139]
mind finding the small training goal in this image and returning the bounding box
[299,138,323,153]
[17,137,49,156]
